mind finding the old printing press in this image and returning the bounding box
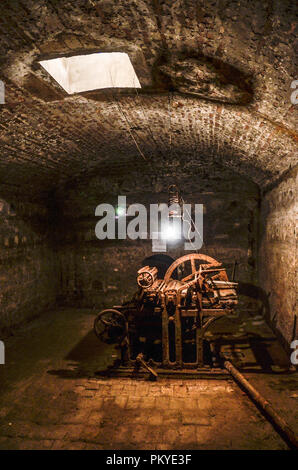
[94,252,238,377]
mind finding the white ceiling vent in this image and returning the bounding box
[39,52,141,94]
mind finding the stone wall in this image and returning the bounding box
[0,196,59,334]
[259,166,297,349]
[56,169,260,311]
[0,166,260,330]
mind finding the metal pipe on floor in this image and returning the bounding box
[223,359,298,450]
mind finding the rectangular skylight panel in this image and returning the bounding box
[39,52,141,94]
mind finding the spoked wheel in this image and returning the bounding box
[93,309,126,344]
[164,253,222,283]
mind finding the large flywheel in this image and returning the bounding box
[94,309,126,344]
[164,253,222,283]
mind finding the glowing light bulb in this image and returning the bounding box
[161,223,181,240]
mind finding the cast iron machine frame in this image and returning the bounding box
[94,253,238,375]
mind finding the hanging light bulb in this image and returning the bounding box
[161,184,182,242]
[161,220,181,240]
[168,184,181,218]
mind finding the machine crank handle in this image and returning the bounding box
[135,353,158,380]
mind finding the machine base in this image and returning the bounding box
[96,366,229,379]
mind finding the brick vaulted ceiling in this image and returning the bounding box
[0,0,297,200]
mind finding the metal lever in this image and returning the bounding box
[135,353,158,380]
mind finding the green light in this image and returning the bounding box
[115,206,126,217]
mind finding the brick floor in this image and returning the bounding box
[0,308,296,450]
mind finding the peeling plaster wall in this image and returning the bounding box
[0,197,59,334]
[259,166,297,349]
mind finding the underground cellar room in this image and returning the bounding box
[0,0,297,452]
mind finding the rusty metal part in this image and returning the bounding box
[135,353,158,379]
[137,265,158,288]
[94,252,238,371]
[100,366,229,379]
[164,253,221,282]
[94,309,127,343]
[224,359,298,450]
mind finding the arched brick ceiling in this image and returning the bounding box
[0,0,297,199]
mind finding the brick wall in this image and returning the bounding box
[259,166,297,349]
[56,170,260,311]
[0,196,59,334]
